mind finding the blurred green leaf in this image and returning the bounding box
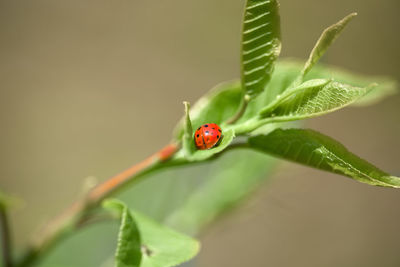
[166,149,276,235]
[173,81,241,139]
[38,223,119,267]
[292,13,357,86]
[249,128,400,187]
[119,137,280,235]
[104,199,200,267]
[132,210,200,267]
[352,81,397,106]
[185,129,235,162]
[241,0,281,99]
[103,199,142,267]
[259,79,371,120]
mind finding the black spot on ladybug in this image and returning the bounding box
[204,124,208,127]
[217,135,219,138]
[212,127,215,129]
[197,127,201,131]
[196,134,199,137]
[218,129,222,133]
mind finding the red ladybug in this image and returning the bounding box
[194,123,222,150]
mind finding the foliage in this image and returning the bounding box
[249,129,400,187]
[161,3,399,265]
[241,0,281,99]
[4,1,398,267]
[103,200,142,267]
[103,199,199,267]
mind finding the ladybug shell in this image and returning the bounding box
[194,123,222,150]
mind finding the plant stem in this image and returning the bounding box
[16,143,179,267]
[231,115,300,136]
[226,94,250,124]
[0,205,13,267]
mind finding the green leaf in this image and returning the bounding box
[185,129,235,162]
[248,128,400,188]
[259,79,372,120]
[173,81,241,140]
[103,199,142,267]
[132,210,200,267]
[304,61,398,106]
[240,60,398,122]
[182,102,195,157]
[238,60,307,122]
[166,148,277,235]
[292,13,357,86]
[241,0,281,98]
[174,60,396,139]
[104,199,200,267]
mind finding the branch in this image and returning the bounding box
[16,139,250,267]
[0,204,12,267]
[16,143,179,267]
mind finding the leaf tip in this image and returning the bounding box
[183,101,190,110]
[340,12,358,25]
[102,198,123,212]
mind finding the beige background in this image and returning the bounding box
[0,0,399,266]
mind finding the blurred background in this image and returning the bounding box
[0,0,399,266]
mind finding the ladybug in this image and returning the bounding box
[194,123,222,150]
